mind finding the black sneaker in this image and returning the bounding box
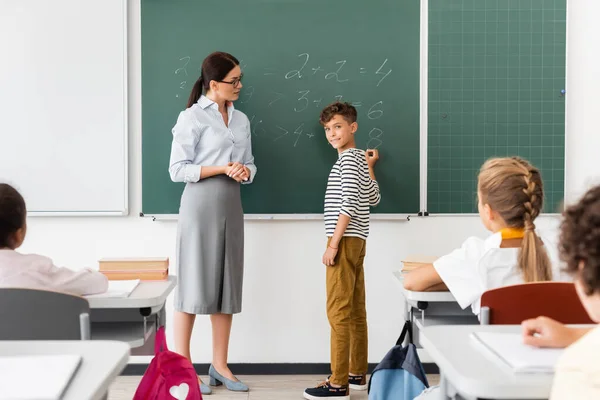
[326,374,368,391]
[303,381,350,399]
[348,374,367,391]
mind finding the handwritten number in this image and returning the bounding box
[175,56,191,76]
[293,123,305,147]
[367,101,384,120]
[325,60,349,83]
[367,128,383,149]
[295,90,310,112]
[285,53,310,80]
[375,59,392,87]
[249,115,265,137]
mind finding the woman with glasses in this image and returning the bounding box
[168,51,256,395]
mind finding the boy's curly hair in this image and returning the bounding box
[560,185,600,295]
[319,102,357,125]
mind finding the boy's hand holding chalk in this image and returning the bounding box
[366,149,379,167]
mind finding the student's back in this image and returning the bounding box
[437,230,567,314]
[404,157,567,316]
[0,249,107,295]
[0,183,107,296]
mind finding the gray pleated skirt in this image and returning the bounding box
[175,176,244,315]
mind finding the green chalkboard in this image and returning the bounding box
[427,0,566,214]
[141,0,420,215]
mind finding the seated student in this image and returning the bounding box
[522,184,600,399]
[0,183,108,296]
[404,157,567,316]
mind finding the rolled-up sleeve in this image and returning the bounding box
[168,111,202,183]
[339,154,361,218]
[241,123,257,184]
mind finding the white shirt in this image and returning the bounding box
[551,325,600,399]
[168,95,257,183]
[434,230,569,315]
[0,249,108,296]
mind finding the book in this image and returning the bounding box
[101,270,168,281]
[401,255,438,272]
[98,257,169,271]
[471,332,564,373]
[0,354,82,399]
[85,279,140,298]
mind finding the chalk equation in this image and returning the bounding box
[172,54,389,149]
[282,53,391,86]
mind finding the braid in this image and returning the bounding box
[479,157,551,283]
[521,168,538,232]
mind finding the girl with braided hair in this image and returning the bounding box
[404,157,568,317]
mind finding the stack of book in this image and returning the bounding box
[98,257,169,281]
[401,255,438,273]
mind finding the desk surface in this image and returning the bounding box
[0,340,129,400]
[87,276,176,309]
[420,325,557,399]
[393,271,456,303]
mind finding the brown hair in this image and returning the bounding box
[186,51,240,108]
[0,183,26,249]
[560,185,600,295]
[319,102,357,125]
[478,157,552,282]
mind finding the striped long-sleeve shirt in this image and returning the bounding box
[324,148,381,239]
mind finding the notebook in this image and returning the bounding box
[471,332,564,373]
[85,279,140,298]
[0,354,82,399]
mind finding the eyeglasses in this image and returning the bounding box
[218,74,243,88]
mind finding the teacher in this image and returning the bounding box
[168,51,256,394]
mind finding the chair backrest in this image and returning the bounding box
[480,282,594,325]
[0,288,91,340]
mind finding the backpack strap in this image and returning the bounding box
[395,320,413,346]
[154,325,168,354]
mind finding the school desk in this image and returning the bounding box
[394,271,478,346]
[87,276,176,355]
[0,340,129,400]
[420,325,557,400]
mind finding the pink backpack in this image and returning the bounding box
[133,326,202,400]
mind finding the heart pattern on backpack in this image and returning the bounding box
[169,383,190,400]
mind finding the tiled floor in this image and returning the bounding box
[108,374,440,399]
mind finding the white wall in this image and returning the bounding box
[19,0,597,364]
[565,0,600,204]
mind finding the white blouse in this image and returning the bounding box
[434,230,569,315]
[168,95,257,184]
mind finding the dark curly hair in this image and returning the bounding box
[319,102,357,125]
[0,183,27,249]
[559,185,600,295]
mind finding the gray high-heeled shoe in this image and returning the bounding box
[199,380,212,395]
[208,365,249,392]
